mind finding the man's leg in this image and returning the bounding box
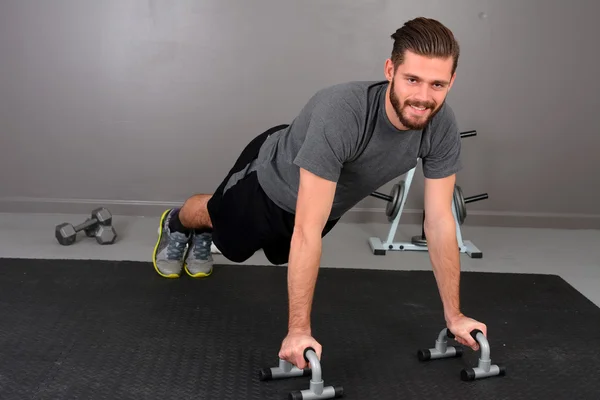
[152,123,289,278]
[177,194,213,232]
[153,194,215,279]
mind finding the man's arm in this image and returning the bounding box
[280,93,354,367]
[278,168,336,368]
[423,174,486,350]
[423,174,461,322]
[287,167,337,334]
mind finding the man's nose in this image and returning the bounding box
[414,85,430,102]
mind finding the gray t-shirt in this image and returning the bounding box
[256,80,462,220]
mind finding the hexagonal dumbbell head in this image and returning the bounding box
[95,225,117,245]
[55,223,77,245]
[92,207,113,226]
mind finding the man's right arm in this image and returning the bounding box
[278,167,336,368]
[288,167,336,333]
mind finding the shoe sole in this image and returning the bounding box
[152,209,181,279]
[183,238,214,279]
[184,264,213,278]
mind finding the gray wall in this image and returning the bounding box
[1,0,599,229]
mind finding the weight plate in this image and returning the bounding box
[387,181,405,222]
[385,184,399,217]
[453,185,467,225]
[411,235,428,246]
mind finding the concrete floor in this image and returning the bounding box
[1,212,599,307]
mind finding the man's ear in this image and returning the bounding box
[448,72,457,91]
[384,58,395,81]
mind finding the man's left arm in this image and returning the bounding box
[423,174,487,350]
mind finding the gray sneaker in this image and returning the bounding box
[184,231,214,278]
[153,209,191,278]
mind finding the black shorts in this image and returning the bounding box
[207,125,340,265]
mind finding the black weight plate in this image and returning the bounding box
[453,185,467,225]
[411,235,428,246]
[388,182,405,222]
[385,184,399,217]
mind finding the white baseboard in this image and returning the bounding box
[1,196,599,229]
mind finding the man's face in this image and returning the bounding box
[385,50,455,130]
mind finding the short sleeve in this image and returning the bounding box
[422,108,463,179]
[293,101,358,183]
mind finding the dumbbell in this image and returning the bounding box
[55,208,117,245]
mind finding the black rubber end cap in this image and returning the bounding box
[499,365,507,376]
[334,385,344,397]
[289,391,303,400]
[461,368,476,381]
[471,252,483,259]
[470,329,483,341]
[454,346,464,357]
[303,347,315,363]
[258,368,272,381]
[374,249,386,256]
[417,349,431,361]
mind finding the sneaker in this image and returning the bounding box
[184,231,214,278]
[153,209,191,278]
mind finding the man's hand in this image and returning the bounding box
[278,330,322,369]
[447,313,487,351]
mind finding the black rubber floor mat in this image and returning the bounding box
[0,258,599,400]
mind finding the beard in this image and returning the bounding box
[389,78,441,130]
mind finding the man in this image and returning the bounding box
[153,17,487,370]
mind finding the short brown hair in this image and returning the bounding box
[390,17,460,75]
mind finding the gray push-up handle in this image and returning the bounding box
[448,329,507,381]
[259,347,344,399]
[418,328,506,381]
[417,327,464,361]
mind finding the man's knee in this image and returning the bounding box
[264,246,290,265]
[179,194,213,228]
[217,242,255,263]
